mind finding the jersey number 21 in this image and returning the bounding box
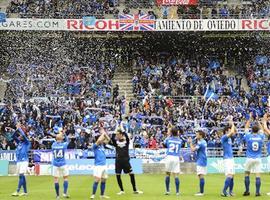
[169,143,179,153]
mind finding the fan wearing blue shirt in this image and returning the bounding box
[91,123,111,200]
[11,123,31,197]
[243,113,270,197]
[51,132,70,199]
[220,118,237,197]
[188,130,207,196]
[163,127,182,196]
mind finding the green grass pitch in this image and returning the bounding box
[1,174,270,200]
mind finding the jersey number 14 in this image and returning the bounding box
[53,149,64,158]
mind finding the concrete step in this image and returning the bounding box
[113,77,133,81]
[119,93,134,97]
[112,79,133,82]
[0,81,7,102]
[112,84,133,88]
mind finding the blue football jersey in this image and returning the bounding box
[221,135,233,159]
[164,136,182,157]
[93,144,106,166]
[14,128,31,162]
[52,140,68,167]
[244,133,265,159]
[195,139,207,167]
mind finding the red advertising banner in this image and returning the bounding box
[156,0,198,6]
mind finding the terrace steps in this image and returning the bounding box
[112,68,134,113]
[0,80,7,102]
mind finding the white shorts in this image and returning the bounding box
[165,155,180,174]
[16,161,28,174]
[197,165,207,175]
[224,159,235,176]
[93,165,108,179]
[52,165,69,177]
[244,158,262,173]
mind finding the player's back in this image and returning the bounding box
[165,136,182,157]
[245,133,265,159]
[221,135,233,159]
[196,139,207,166]
[93,144,106,166]
[16,140,31,162]
[52,141,68,167]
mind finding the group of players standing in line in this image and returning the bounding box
[8,112,270,198]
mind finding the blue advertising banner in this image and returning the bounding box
[0,149,193,163]
[33,149,136,163]
[208,157,269,173]
[0,150,16,162]
[0,160,9,176]
[66,159,143,175]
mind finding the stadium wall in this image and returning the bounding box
[7,162,197,175]
[143,163,196,174]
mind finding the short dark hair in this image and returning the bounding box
[171,127,178,137]
[223,124,232,135]
[116,128,125,135]
[197,130,206,138]
[252,124,260,133]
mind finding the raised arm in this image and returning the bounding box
[100,127,110,144]
[188,137,197,152]
[226,117,237,138]
[11,130,20,144]
[261,113,270,136]
[123,131,130,144]
[16,123,29,144]
[95,121,109,145]
[244,113,252,133]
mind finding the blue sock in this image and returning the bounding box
[244,176,250,193]
[63,180,68,194]
[17,174,24,193]
[256,177,261,194]
[54,183,60,196]
[175,177,180,193]
[223,177,231,194]
[22,175,27,193]
[165,176,170,192]
[229,178,234,193]
[92,182,99,195]
[100,182,106,196]
[200,178,205,194]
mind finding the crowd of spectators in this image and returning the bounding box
[7,0,120,18]
[0,31,269,153]
[131,54,234,97]
[246,55,270,96]
[5,0,270,19]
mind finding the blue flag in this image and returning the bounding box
[83,16,96,26]
[0,12,6,23]
[204,84,219,103]
[209,60,221,69]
